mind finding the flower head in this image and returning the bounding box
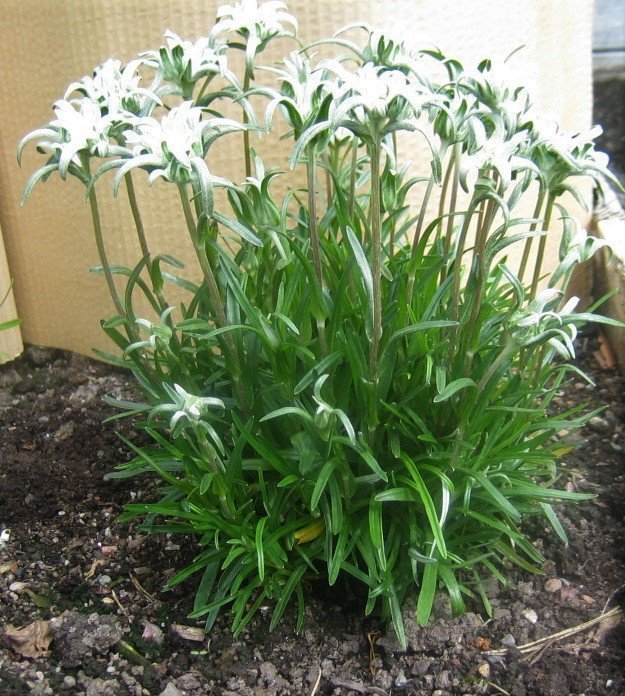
[143,30,231,98]
[65,58,158,118]
[459,119,531,190]
[212,0,297,74]
[148,382,225,433]
[326,62,423,121]
[19,98,114,181]
[264,51,331,137]
[516,291,580,359]
[213,0,297,40]
[117,101,242,185]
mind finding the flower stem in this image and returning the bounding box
[529,194,555,300]
[412,173,435,254]
[447,199,478,365]
[84,160,126,320]
[369,133,383,431]
[440,144,461,284]
[306,147,328,356]
[406,170,436,304]
[124,172,150,260]
[348,139,358,221]
[177,184,248,410]
[462,194,498,370]
[517,187,546,284]
[243,72,251,179]
[124,172,181,348]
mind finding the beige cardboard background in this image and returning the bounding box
[0,0,594,360]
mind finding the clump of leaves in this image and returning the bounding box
[20,0,623,646]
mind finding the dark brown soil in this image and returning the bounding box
[0,334,624,696]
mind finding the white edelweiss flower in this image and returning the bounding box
[323,61,428,128]
[280,51,326,119]
[329,62,409,114]
[148,383,225,432]
[125,101,206,169]
[531,119,608,169]
[517,289,578,328]
[143,31,230,97]
[213,0,297,41]
[65,58,158,117]
[40,98,114,176]
[364,28,430,81]
[460,119,530,189]
[169,384,225,429]
[118,102,242,188]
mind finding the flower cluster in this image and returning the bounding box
[115,102,243,187]
[65,58,158,117]
[142,31,231,99]
[212,0,297,71]
[150,383,225,432]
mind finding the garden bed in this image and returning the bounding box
[0,335,623,696]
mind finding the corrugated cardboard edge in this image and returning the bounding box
[592,185,625,377]
[0,221,23,363]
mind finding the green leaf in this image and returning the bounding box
[438,565,466,615]
[492,540,543,574]
[260,406,314,424]
[400,455,447,558]
[375,488,417,503]
[345,226,374,341]
[193,561,220,613]
[368,499,386,571]
[417,561,438,626]
[458,467,522,521]
[311,459,338,511]
[539,502,568,543]
[388,585,407,649]
[213,210,262,247]
[255,517,267,582]
[433,378,476,403]
[270,565,307,630]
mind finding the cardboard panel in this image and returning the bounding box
[0,0,594,358]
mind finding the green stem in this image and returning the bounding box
[177,184,248,410]
[306,147,328,356]
[198,431,233,518]
[406,170,436,303]
[440,145,461,284]
[348,138,358,221]
[178,186,227,326]
[529,195,555,300]
[124,172,181,350]
[124,172,150,260]
[369,133,383,434]
[196,74,214,103]
[448,200,478,360]
[517,187,546,284]
[412,173,435,254]
[463,195,498,371]
[84,162,126,320]
[323,153,333,208]
[243,71,251,179]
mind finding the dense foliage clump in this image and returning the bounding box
[20,1,622,645]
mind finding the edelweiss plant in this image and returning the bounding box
[20,1,623,645]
